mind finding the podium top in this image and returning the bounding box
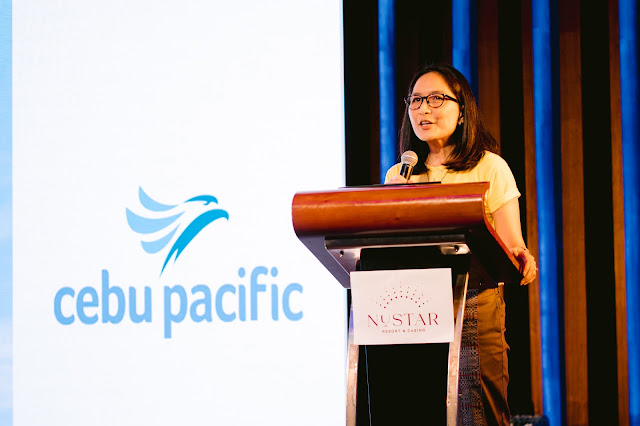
[292,182,522,288]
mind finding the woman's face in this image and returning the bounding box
[408,72,461,147]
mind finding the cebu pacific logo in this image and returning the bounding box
[53,187,303,339]
[126,187,229,274]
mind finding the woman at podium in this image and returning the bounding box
[385,63,537,425]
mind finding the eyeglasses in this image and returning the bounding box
[404,94,459,110]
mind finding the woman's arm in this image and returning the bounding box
[492,197,537,285]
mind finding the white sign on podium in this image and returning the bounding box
[351,268,454,345]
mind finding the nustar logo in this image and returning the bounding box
[126,187,229,275]
[367,285,437,334]
[53,187,303,338]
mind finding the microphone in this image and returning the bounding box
[399,150,419,180]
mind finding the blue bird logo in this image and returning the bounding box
[126,187,229,275]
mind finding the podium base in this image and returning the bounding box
[347,246,471,426]
[358,343,449,425]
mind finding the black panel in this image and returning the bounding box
[395,0,452,137]
[496,0,535,416]
[343,0,380,186]
[580,0,619,423]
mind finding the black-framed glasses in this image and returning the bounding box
[404,94,459,110]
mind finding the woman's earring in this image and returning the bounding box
[458,117,464,125]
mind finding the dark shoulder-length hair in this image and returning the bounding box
[398,63,498,175]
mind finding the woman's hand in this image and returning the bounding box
[493,198,537,285]
[385,175,408,185]
[511,246,537,285]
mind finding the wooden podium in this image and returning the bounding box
[292,182,522,425]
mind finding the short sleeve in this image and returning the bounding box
[384,163,402,183]
[485,155,521,213]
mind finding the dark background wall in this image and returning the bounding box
[343,0,630,424]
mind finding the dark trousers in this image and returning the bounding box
[478,286,510,426]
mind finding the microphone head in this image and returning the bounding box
[400,150,419,167]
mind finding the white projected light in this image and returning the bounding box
[10,1,346,425]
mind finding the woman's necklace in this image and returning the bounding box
[427,153,449,182]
